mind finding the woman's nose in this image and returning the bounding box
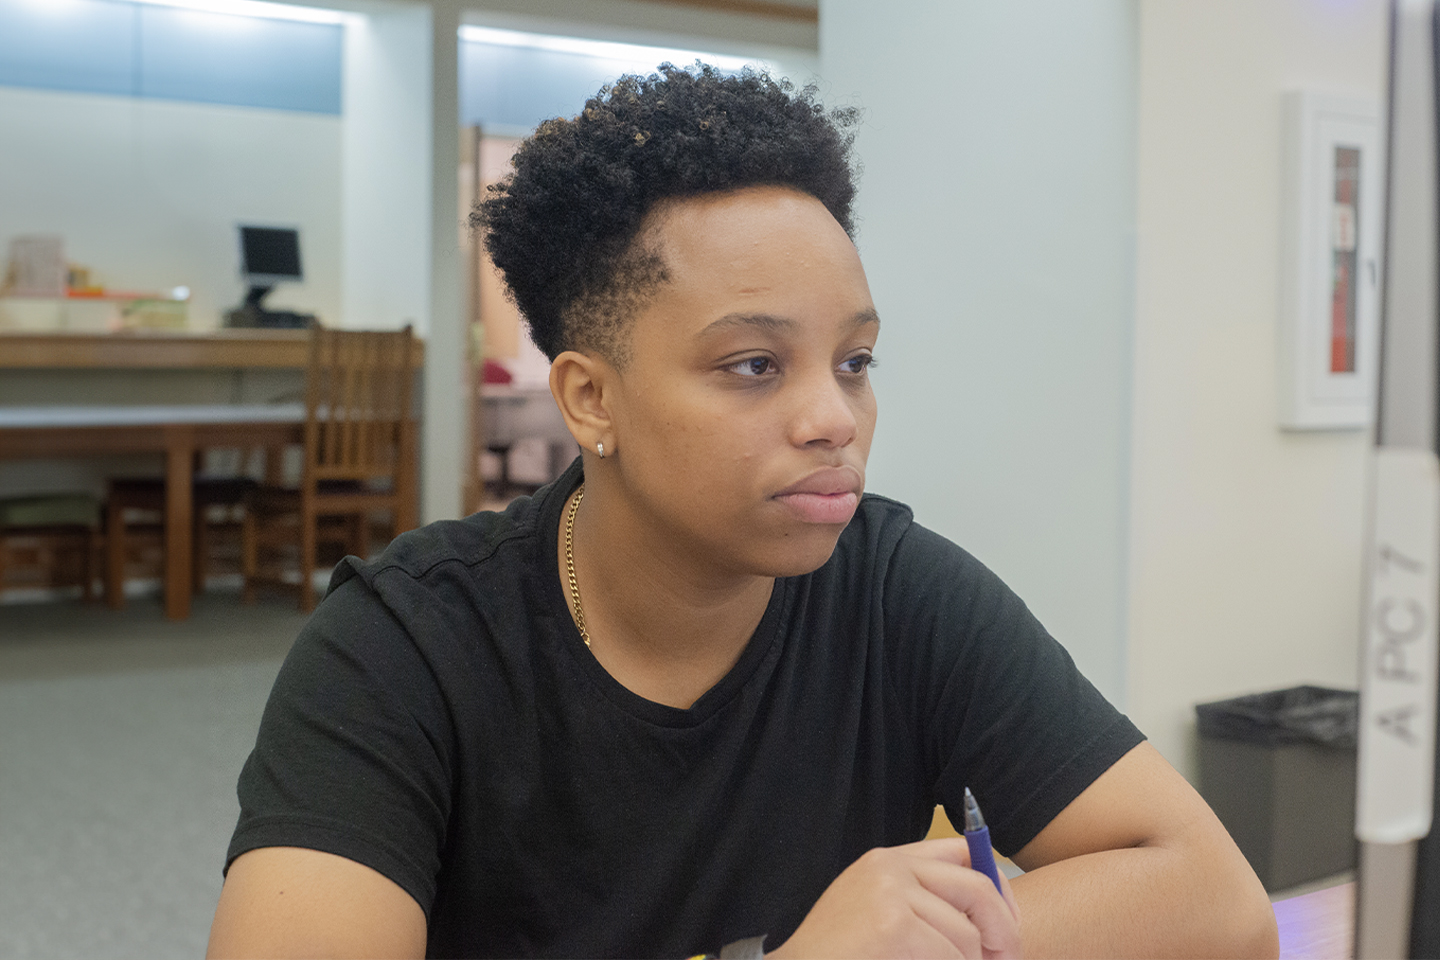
[789,369,860,449]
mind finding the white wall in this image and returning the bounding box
[0,86,342,329]
[1127,0,1388,775]
[819,0,1139,703]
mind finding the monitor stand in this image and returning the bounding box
[224,283,315,329]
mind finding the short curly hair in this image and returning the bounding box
[474,62,859,363]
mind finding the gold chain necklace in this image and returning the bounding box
[564,484,591,647]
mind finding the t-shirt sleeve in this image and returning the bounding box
[224,567,454,916]
[885,522,1145,857]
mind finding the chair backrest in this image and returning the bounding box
[303,326,415,486]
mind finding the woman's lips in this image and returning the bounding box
[773,466,864,524]
[774,490,860,524]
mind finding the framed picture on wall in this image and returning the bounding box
[1278,91,1384,430]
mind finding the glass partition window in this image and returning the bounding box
[0,0,341,114]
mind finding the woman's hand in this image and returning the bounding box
[769,838,1022,959]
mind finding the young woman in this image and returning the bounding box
[208,66,1277,959]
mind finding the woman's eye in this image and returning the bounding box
[730,357,775,377]
[840,354,876,375]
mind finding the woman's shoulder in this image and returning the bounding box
[834,492,1007,604]
[840,491,971,570]
[369,497,545,582]
[392,498,545,574]
[841,491,914,552]
[328,474,576,610]
[297,486,572,675]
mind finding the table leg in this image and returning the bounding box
[164,428,194,620]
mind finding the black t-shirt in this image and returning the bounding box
[227,458,1143,958]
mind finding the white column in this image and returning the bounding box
[340,3,430,334]
[422,0,466,523]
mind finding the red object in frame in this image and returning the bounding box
[1330,146,1361,374]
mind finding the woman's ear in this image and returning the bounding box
[549,350,614,454]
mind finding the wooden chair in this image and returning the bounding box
[242,326,418,611]
[0,493,100,602]
[103,472,258,609]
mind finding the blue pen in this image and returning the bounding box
[962,787,1005,896]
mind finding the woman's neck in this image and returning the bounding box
[556,480,775,709]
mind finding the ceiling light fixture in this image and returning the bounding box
[458,25,763,74]
[128,0,353,26]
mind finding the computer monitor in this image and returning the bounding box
[238,225,302,308]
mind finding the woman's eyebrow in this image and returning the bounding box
[699,308,880,337]
[700,313,799,336]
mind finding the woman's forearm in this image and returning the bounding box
[1011,840,1278,959]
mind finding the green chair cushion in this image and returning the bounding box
[0,493,101,529]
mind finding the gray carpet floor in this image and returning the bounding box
[0,593,310,959]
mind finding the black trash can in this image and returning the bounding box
[1195,685,1358,893]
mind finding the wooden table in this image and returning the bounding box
[0,404,305,620]
[0,329,424,370]
[1275,881,1353,959]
